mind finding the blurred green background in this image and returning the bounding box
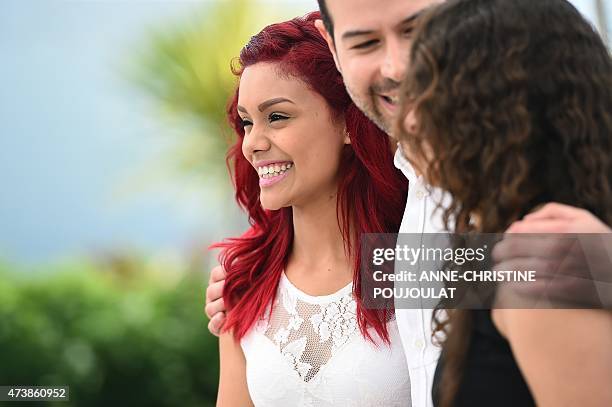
[0,0,313,405]
[0,0,607,405]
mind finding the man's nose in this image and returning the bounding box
[380,39,409,82]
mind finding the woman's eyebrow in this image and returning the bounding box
[257,97,294,112]
[237,97,294,114]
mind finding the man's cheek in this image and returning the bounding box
[343,57,366,76]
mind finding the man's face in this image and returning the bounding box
[317,0,442,136]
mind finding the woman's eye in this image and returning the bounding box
[269,113,289,123]
[241,118,253,128]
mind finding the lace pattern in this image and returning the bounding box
[241,272,412,406]
[264,275,357,382]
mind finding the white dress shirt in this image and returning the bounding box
[393,146,449,407]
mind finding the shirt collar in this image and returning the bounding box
[393,143,420,182]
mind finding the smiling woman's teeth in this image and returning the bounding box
[258,163,293,178]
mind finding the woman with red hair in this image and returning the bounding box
[214,12,411,406]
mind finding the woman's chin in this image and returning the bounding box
[260,199,286,211]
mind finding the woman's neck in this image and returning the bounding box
[287,190,352,286]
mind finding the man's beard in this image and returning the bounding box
[345,79,400,136]
[345,86,390,134]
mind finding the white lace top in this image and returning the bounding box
[241,272,411,406]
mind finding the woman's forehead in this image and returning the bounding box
[238,63,318,109]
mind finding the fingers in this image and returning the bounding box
[207,312,226,337]
[523,202,584,221]
[205,297,226,320]
[506,219,574,234]
[493,235,573,262]
[206,279,225,306]
[206,264,226,305]
[509,213,610,234]
[205,265,228,336]
[209,265,227,285]
[493,257,553,278]
[493,237,603,307]
[494,256,597,306]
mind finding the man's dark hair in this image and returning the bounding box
[317,0,334,39]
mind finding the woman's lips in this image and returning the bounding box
[259,166,292,187]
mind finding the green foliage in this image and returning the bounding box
[121,0,309,231]
[126,0,291,189]
[0,261,218,406]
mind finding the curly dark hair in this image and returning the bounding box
[395,0,612,405]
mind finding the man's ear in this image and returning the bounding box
[315,19,341,72]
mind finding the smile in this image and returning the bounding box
[378,94,398,111]
[256,162,293,187]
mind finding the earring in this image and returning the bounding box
[344,129,351,144]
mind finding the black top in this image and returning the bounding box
[433,310,536,407]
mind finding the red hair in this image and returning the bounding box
[213,12,407,344]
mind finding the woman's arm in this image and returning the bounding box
[217,331,254,407]
[493,309,612,407]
